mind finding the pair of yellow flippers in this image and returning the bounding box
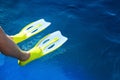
[12,19,68,66]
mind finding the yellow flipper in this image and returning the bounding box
[12,19,51,44]
[18,31,68,66]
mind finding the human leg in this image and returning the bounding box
[0,27,30,61]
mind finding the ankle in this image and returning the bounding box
[19,52,30,61]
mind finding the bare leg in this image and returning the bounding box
[0,27,30,61]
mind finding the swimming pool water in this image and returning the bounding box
[0,0,120,80]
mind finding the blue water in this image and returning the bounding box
[0,0,120,80]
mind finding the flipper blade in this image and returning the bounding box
[38,31,68,54]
